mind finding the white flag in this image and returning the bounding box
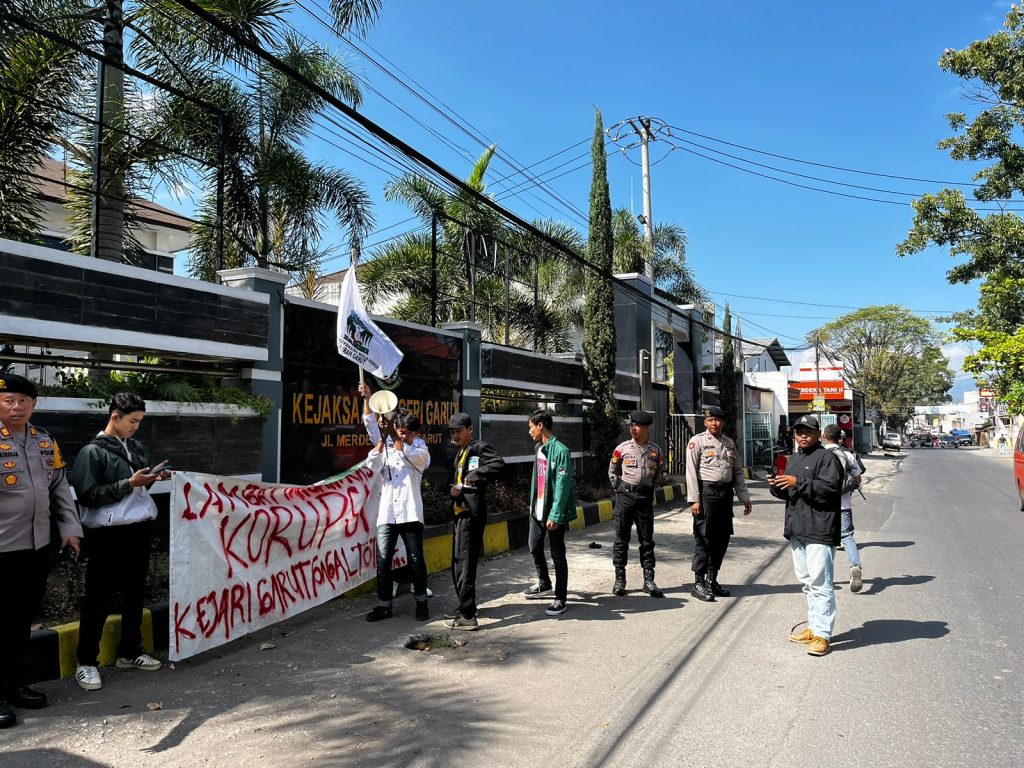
[336,268,403,378]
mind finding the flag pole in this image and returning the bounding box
[352,245,365,388]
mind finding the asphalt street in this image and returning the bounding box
[1,445,1021,768]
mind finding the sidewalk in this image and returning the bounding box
[2,480,790,767]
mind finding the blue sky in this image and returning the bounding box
[176,1,1017,395]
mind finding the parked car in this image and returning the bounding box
[950,429,972,446]
[882,432,901,451]
[938,433,959,448]
[1015,429,1024,511]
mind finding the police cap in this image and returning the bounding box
[629,410,653,426]
[703,405,724,418]
[0,373,38,399]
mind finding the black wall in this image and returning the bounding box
[0,252,267,350]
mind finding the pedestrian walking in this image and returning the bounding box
[523,410,577,617]
[70,393,170,692]
[768,414,843,657]
[684,405,752,602]
[444,411,505,630]
[608,410,665,598]
[822,423,864,593]
[357,383,431,623]
[0,373,81,728]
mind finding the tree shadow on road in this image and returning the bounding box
[830,619,949,651]
[0,748,111,768]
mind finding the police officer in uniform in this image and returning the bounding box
[0,373,81,728]
[608,410,665,598]
[685,405,751,602]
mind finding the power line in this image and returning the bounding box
[707,290,956,314]
[664,124,1002,189]
[295,0,590,226]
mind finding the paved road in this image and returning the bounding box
[1,447,1021,767]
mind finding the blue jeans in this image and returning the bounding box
[840,508,861,568]
[376,523,428,605]
[790,540,836,640]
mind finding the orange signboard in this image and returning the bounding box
[792,380,846,401]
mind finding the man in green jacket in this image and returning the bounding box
[523,410,578,617]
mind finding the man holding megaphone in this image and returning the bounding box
[358,382,431,623]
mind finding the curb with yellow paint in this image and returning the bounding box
[29,482,686,683]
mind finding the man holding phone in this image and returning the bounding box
[71,393,169,691]
[0,373,82,727]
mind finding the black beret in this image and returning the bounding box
[703,406,724,418]
[0,373,38,399]
[448,412,473,429]
[629,410,653,426]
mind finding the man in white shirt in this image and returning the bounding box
[822,424,863,593]
[358,384,431,622]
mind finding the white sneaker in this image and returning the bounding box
[75,665,102,691]
[115,654,162,671]
[393,583,434,598]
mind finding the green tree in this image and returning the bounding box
[133,2,378,280]
[810,305,953,434]
[0,0,94,241]
[583,108,620,481]
[359,146,585,352]
[718,304,740,442]
[897,6,1024,413]
[611,208,706,304]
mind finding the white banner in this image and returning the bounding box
[168,466,405,661]
[336,268,403,378]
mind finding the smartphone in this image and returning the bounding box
[765,465,777,479]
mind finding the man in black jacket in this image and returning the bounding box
[445,413,505,630]
[768,414,843,657]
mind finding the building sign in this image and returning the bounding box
[792,380,846,401]
[283,304,461,485]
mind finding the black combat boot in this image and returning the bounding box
[612,567,626,596]
[708,568,731,597]
[691,571,716,602]
[642,569,664,598]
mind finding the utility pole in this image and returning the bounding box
[626,117,655,279]
[612,117,669,280]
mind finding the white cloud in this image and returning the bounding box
[941,341,975,375]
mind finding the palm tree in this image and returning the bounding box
[358,148,585,352]
[0,0,95,241]
[4,0,381,275]
[611,207,706,304]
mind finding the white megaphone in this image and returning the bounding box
[367,390,398,418]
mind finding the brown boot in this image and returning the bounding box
[806,636,830,656]
[788,627,815,644]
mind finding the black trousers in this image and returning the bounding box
[76,522,152,666]
[691,484,735,576]
[528,515,568,602]
[612,490,656,570]
[0,546,49,690]
[451,512,486,619]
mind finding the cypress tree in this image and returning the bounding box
[583,108,620,481]
[719,304,740,442]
